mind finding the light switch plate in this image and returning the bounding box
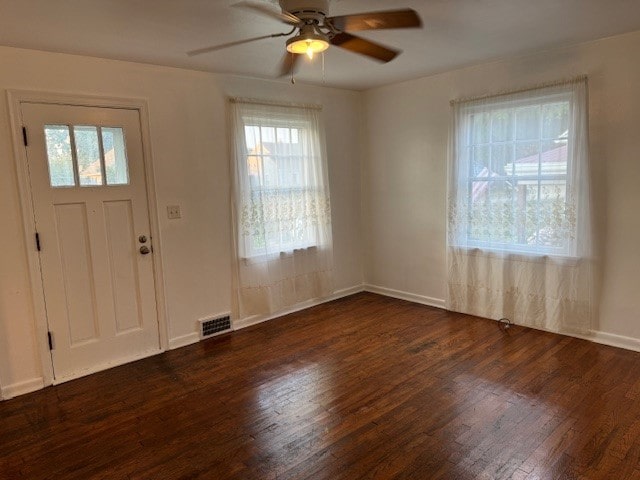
[167,205,181,219]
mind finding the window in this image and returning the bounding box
[44,125,129,188]
[447,79,593,333]
[449,86,586,257]
[243,123,311,254]
[232,104,331,258]
[229,100,334,319]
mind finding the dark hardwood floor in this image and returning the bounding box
[2,292,640,479]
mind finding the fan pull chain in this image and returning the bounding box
[322,51,325,84]
[290,52,296,84]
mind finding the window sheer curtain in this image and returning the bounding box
[229,99,334,322]
[447,78,593,334]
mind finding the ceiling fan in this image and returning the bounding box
[187,0,422,77]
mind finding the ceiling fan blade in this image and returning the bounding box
[328,9,422,32]
[187,34,276,56]
[330,32,400,63]
[278,52,301,77]
[234,1,301,25]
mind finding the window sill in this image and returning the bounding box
[241,245,319,265]
[448,245,581,266]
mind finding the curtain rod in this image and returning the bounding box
[449,75,588,106]
[229,97,322,110]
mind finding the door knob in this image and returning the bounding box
[139,245,151,255]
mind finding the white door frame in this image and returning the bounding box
[6,90,170,387]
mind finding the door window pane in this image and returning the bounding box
[44,123,130,188]
[74,126,103,186]
[102,127,129,185]
[44,125,75,187]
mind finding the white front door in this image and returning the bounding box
[21,102,161,382]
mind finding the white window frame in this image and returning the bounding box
[454,91,577,257]
[239,115,320,258]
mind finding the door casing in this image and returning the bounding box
[6,90,169,390]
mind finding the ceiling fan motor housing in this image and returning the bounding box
[279,0,329,22]
[189,2,418,71]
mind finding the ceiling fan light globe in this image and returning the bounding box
[286,36,329,55]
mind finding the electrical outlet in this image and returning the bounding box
[167,205,181,219]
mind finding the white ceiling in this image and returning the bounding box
[1,0,640,90]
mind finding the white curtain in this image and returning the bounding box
[229,99,334,321]
[447,78,593,333]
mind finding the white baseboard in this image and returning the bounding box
[324,284,366,301]
[364,284,640,354]
[364,284,446,309]
[494,321,640,354]
[164,286,367,349]
[168,332,201,350]
[233,284,365,331]
[582,330,640,353]
[479,317,640,354]
[1,377,45,400]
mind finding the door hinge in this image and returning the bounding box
[22,126,28,146]
[35,232,41,251]
[47,331,54,350]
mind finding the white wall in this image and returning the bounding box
[363,30,640,346]
[0,47,363,397]
[5,28,640,399]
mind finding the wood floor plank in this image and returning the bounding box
[1,292,639,479]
